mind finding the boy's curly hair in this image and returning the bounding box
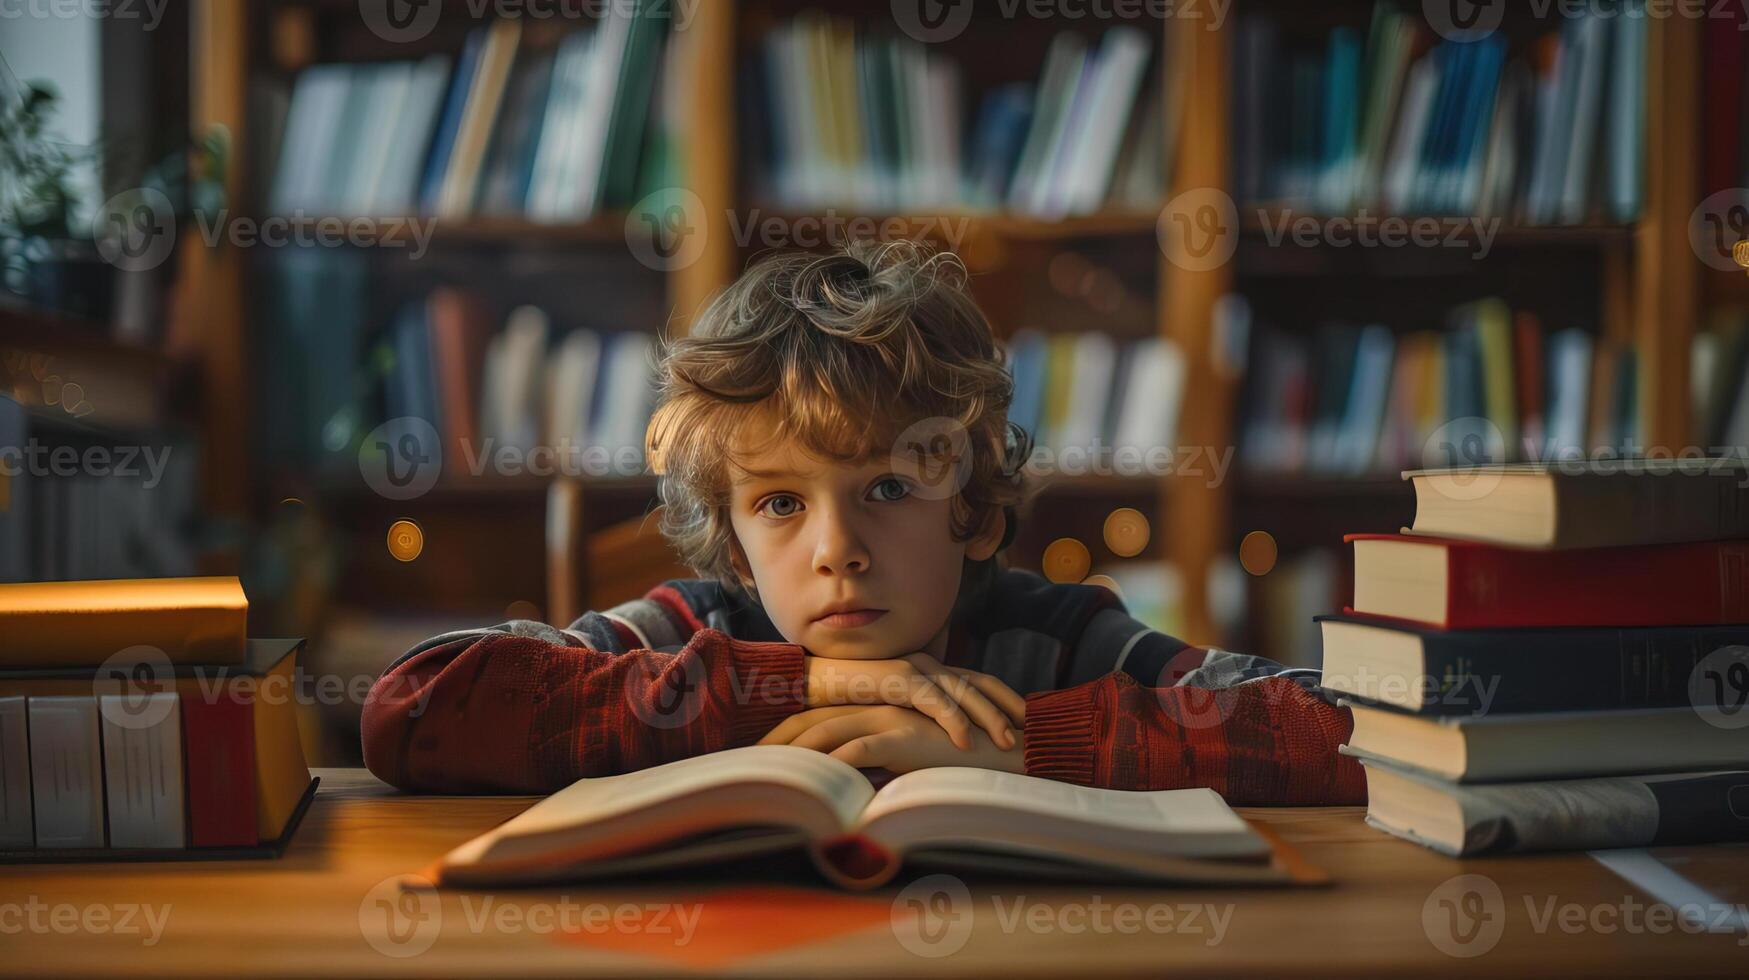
[646,240,1032,605]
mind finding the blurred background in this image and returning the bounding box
[0,0,1728,765]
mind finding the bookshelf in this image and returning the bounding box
[184,1,1707,670]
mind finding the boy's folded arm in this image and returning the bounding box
[1020,672,1366,804]
[361,623,807,793]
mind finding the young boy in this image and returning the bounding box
[361,241,1365,805]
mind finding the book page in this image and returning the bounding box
[858,767,1252,838]
[485,745,875,842]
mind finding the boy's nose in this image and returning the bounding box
[813,511,871,576]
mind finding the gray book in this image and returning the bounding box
[1357,756,1749,857]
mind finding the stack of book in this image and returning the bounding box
[0,578,315,860]
[1318,460,1749,856]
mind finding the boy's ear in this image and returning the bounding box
[966,506,1006,562]
[727,538,757,592]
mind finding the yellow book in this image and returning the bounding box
[0,577,247,667]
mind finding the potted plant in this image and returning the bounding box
[0,80,114,322]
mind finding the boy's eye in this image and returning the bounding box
[758,494,801,519]
[871,477,911,502]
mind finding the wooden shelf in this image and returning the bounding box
[1239,208,1636,246]
[740,208,1161,243]
[251,213,632,246]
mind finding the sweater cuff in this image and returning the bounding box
[1023,683,1100,785]
[725,638,808,745]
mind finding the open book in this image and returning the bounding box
[430,746,1319,890]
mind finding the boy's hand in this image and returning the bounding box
[802,653,1025,751]
[760,705,1024,774]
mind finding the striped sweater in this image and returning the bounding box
[361,567,1366,803]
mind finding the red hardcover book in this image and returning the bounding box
[426,288,492,468]
[1346,533,1749,630]
[181,695,258,847]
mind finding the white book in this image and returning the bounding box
[272,64,352,213]
[1381,56,1438,215]
[1545,328,1594,457]
[544,329,604,451]
[1061,28,1151,215]
[0,697,31,849]
[100,694,185,849]
[27,697,106,849]
[1114,338,1187,458]
[348,62,413,216]
[375,55,453,215]
[529,32,593,220]
[591,332,658,459]
[495,306,550,454]
[1008,33,1087,214]
[1058,332,1118,455]
[1558,14,1609,224]
[568,3,634,217]
[924,53,963,208]
[1606,5,1646,222]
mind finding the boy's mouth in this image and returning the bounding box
[813,609,887,629]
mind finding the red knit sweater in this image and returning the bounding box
[361,570,1365,804]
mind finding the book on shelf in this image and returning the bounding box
[746,17,1168,216]
[1340,701,1749,784]
[1353,756,1749,857]
[1316,614,1747,715]
[1236,301,1635,481]
[1230,0,1646,223]
[0,397,201,585]
[426,744,1318,890]
[0,638,316,857]
[1003,329,1185,461]
[1348,533,1749,629]
[268,0,673,223]
[1402,458,1749,549]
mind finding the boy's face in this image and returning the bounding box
[726,418,1004,661]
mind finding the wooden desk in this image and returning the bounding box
[2,768,1744,976]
